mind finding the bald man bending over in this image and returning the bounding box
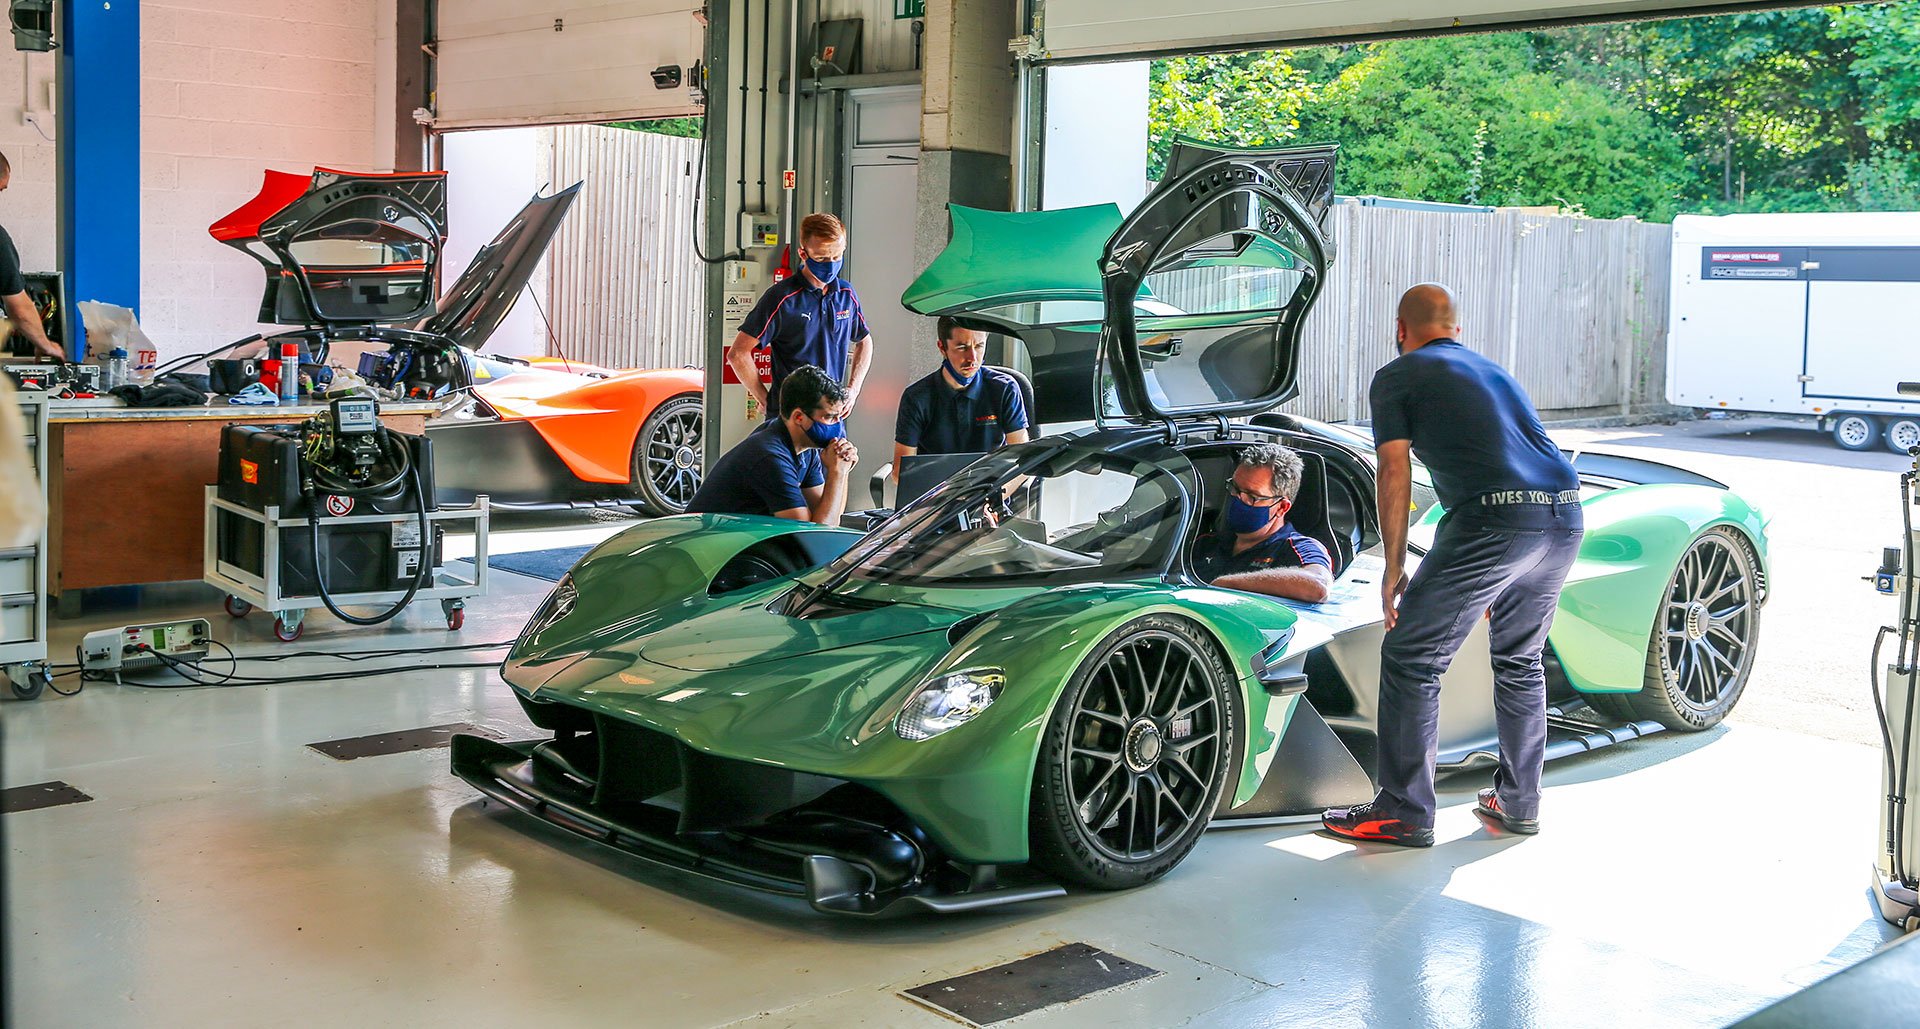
[1321,283,1583,849]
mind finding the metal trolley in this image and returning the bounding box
[202,486,490,641]
[2,388,51,699]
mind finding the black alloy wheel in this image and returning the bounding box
[1030,615,1237,890]
[631,395,704,517]
[1591,527,1760,731]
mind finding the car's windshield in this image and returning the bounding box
[825,438,1190,589]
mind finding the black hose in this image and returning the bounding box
[1898,472,1920,887]
[306,429,434,627]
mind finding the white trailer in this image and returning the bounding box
[1668,212,1920,452]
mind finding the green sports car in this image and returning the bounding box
[453,143,1768,915]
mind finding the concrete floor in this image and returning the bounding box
[3,417,1908,1027]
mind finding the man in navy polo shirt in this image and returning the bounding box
[726,213,874,419]
[891,317,1030,478]
[686,365,860,525]
[1322,283,1583,849]
[1193,443,1332,603]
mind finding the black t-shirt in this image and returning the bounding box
[895,367,1028,455]
[686,419,825,517]
[0,225,25,297]
[1192,523,1331,582]
[1369,339,1577,510]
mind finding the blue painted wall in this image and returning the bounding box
[58,0,140,360]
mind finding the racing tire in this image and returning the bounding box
[1029,615,1238,890]
[1832,413,1880,452]
[1886,418,1920,456]
[631,394,705,517]
[1588,528,1759,731]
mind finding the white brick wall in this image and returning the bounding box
[0,49,61,280]
[142,0,380,362]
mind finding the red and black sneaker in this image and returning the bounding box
[1320,802,1434,848]
[1474,788,1540,835]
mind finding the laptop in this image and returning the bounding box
[897,452,985,509]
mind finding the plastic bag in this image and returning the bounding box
[0,374,45,548]
[77,300,156,369]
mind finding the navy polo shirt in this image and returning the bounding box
[1193,523,1331,582]
[738,272,870,414]
[685,419,824,517]
[1369,339,1577,510]
[895,367,1029,455]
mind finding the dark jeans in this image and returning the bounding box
[1374,501,1584,827]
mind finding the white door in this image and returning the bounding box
[841,86,922,505]
[1803,280,1920,404]
[435,0,703,128]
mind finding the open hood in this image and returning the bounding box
[900,141,1337,425]
[417,183,581,349]
[212,167,449,327]
[211,168,581,352]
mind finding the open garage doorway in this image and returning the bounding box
[438,120,709,372]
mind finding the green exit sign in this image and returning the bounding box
[894,0,924,18]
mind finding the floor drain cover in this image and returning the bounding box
[1,781,94,813]
[901,942,1161,1026]
[308,722,500,761]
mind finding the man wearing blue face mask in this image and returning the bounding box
[727,213,874,419]
[891,317,1030,479]
[1191,443,1332,604]
[687,365,860,525]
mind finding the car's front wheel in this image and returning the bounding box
[1029,615,1237,890]
[631,394,704,517]
[1590,527,1760,731]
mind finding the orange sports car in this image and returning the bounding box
[212,166,705,515]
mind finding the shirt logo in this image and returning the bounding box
[975,414,997,423]
[836,310,851,319]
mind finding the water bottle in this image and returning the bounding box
[105,347,129,391]
[278,341,300,403]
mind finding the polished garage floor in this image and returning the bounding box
[4,420,1909,1027]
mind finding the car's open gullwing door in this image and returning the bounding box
[1098,142,1337,426]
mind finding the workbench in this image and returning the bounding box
[47,399,439,613]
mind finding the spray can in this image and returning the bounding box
[278,341,300,403]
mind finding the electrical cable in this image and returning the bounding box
[150,333,266,380]
[118,644,501,689]
[1897,469,1920,888]
[306,431,434,627]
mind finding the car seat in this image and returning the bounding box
[1190,446,1350,579]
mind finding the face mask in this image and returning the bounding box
[941,358,978,388]
[804,254,842,283]
[803,415,846,447]
[1225,495,1275,535]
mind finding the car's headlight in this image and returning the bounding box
[895,669,1004,741]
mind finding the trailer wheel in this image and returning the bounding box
[1885,418,1920,455]
[1832,413,1880,452]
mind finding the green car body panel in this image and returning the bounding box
[510,518,1305,864]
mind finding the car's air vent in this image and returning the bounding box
[775,586,889,620]
[946,613,991,646]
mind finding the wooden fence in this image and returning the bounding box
[1286,201,1672,422]
[540,124,707,371]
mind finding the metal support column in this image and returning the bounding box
[57,0,141,359]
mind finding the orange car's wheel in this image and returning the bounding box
[631,394,704,517]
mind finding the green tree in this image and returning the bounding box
[1146,51,1316,179]
[606,117,703,138]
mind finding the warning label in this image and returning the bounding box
[324,495,355,517]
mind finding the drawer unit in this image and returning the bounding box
[0,547,34,594]
[0,593,33,644]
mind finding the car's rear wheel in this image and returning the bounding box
[1832,413,1880,452]
[631,394,703,517]
[1588,528,1759,731]
[1886,417,1920,455]
[1029,615,1236,890]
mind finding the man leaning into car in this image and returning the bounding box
[1321,283,1584,849]
[1194,443,1332,604]
[686,364,859,526]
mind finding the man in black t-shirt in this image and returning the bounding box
[0,152,61,360]
[687,365,859,525]
[1322,283,1583,850]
